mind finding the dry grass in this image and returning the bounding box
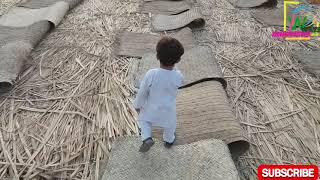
[1,0,320,179]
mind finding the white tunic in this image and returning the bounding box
[133,68,183,129]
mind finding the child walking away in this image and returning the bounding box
[133,37,184,152]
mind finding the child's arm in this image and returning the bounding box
[133,71,152,111]
[176,69,184,87]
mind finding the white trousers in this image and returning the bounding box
[138,121,175,143]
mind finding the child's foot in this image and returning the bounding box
[164,141,174,148]
[139,137,154,152]
[164,139,175,148]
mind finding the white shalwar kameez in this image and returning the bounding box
[133,68,183,143]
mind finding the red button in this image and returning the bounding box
[257,165,319,180]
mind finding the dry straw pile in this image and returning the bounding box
[0,0,320,179]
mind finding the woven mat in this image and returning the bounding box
[140,0,191,15]
[0,1,68,27]
[0,0,82,94]
[294,50,320,76]
[0,22,50,94]
[117,27,195,57]
[0,42,33,95]
[0,21,51,47]
[228,0,277,8]
[101,137,239,180]
[236,0,268,8]
[20,0,83,9]
[134,45,225,88]
[226,0,237,6]
[251,8,289,27]
[150,81,249,159]
[151,8,205,31]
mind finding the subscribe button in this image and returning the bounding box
[258,165,319,180]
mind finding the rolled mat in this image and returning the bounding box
[140,0,191,15]
[152,81,250,160]
[19,0,83,9]
[134,45,226,89]
[117,27,195,57]
[0,0,83,94]
[151,8,205,31]
[0,21,51,47]
[0,42,33,94]
[101,137,239,180]
[0,21,51,94]
[0,1,69,27]
[293,50,320,76]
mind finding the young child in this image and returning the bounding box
[133,37,184,152]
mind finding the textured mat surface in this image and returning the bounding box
[0,42,32,94]
[134,45,225,88]
[294,50,320,76]
[20,0,83,9]
[251,8,289,27]
[0,0,82,94]
[236,0,268,8]
[151,8,205,31]
[140,0,191,15]
[151,81,249,159]
[101,137,239,180]
[117,27,195,57]
[228,0,277,8]
[0,22,50,94]
[0,1,69,27]
[0,21,51,47]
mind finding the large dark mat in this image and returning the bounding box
[252,8,284,27]
[0,2,69,27]
[19,0,83,9]
[293,50,320,76]
[0,21,51,94]
[0,42,33,95]
[134,45,226,88]
[0,0,83,94]
[140,0,191,15]
[117,27,195,57]
[151,8,205,31]
[0,21,51,48]
[236,0,273,8]
[151,81,250,160]
[251,8,292,27]
[101,137,239,180]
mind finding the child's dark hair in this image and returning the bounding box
[156,37,184,66]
